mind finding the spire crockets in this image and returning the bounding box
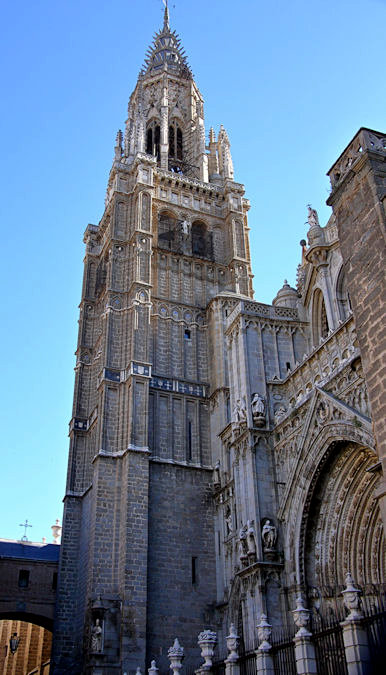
[141,3,192,79]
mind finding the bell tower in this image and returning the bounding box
[52,6,253,673]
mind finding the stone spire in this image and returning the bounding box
[163,0,170,31]
[141,5,192,80]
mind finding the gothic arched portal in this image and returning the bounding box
[302,441,385,599]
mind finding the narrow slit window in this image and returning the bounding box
[191,556,197,584]
[146,128,153,155]
[184,329,191,340]
[169,125,175,157]
[177,127,183,160]
[187,420,192,461]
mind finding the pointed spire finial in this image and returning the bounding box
[163,0,170,31]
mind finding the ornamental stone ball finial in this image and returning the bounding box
[292,595,311,638]
[148,661,159,675]
[168,638,184,675]
[226,623,239,662]
[197,630,217,669]
[342,572,363,620]
[257,613,272,651]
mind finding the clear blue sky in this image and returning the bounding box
[0,0,385,542]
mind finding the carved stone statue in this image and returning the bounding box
[181,219,190,236]
[274,405,287,424]
[251,393,265,426]
[213,460,220,488]
[238,525,248,566]
[246,520,256,562]
[225,505,233,535]
[233,398,247,427]
[307,205,320,228]
[91,618,103,652]
[261,520,277,550]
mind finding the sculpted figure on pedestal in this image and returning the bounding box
[261,520,277,550]
[251,393,265,426]
[233,398,247,428]
[307,205,320,228]
[225,505,233,535]
[246,520,257,562]
[238,525,248,566]
[213,460,220,488]
[91,619,103,653]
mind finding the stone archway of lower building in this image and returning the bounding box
[0,615,52,675]
[301,439,385,614]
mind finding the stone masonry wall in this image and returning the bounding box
[146,462,216,673]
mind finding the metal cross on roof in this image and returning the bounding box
[19,519,32,541]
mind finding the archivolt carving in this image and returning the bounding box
[303,441,384,595]
[281,418,377,585]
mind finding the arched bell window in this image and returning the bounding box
[169,120,183,172]
[191,221,213,260]
[146,120,161,160]
[191,221,207,257]
[158,211,178,250]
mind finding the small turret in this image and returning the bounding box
[272,279,299,308]
[114,130,123,161]
[217,125,234,180]
[208,127,221,182]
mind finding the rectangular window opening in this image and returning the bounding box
[18,569,30,588]
[52,572,58,590]
[184,329,191,340]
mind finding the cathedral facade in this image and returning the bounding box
[52,8,386,673]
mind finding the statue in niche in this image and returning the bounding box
[251,393,265,426]
[181,219,190,236]
[225,505,233,536]
[261,520,277,551]
[91,618,103,653]
[233,399,247,427]
[246,520,256,562]
[238,525,248,566]
[213,460,220,488]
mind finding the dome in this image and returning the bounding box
[272,280,299,308]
